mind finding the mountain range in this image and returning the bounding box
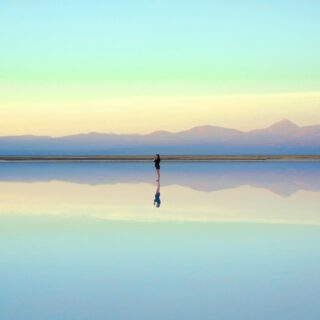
[1,119,319,155]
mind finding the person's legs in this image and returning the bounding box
[156,169,160,181]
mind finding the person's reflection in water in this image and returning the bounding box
[154,181,161,208]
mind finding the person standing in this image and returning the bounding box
[154,154,161,181]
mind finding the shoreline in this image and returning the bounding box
[0,155,320,162]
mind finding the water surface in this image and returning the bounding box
[0,162,319,319]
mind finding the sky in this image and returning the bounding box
[0,0,319,136]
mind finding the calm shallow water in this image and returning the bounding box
[0,162,320,320]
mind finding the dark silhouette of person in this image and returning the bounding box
[153,154,161,181]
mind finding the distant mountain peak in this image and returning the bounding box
[268,119,299,130]
[183,125,218,133]
[180,124,242,134]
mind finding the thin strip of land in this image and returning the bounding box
[0,155,320,162]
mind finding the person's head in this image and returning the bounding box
[156,154,160,160]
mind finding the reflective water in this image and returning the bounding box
[0,162,320,319]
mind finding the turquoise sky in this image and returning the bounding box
[0,1,320,135]
[1,0,319,93]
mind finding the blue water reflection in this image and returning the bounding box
[0,161,319,319]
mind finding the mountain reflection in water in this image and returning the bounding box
[0,161,319,225]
